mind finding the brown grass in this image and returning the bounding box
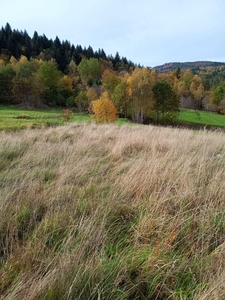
[0,123,225,299]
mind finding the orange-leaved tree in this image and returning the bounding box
[91,92,118,123]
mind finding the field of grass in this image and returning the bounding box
[0,105,93,130]
[178,109,225,127]
[1,122,225,299]
[0,105,131,131]
[1,105,225,132]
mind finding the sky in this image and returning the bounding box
[1,0,225,67]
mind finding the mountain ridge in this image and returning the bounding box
[153,61,225,73]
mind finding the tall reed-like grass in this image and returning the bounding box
[0,123,225,299]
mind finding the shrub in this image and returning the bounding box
[61,109,73,122]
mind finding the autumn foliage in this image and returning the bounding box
[91,92,118,123]
[3,23,225,123]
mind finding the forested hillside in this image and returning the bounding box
[154,61,225,74]
[0,23,135,72]
[1,23,225,124]
[154,61,225,94]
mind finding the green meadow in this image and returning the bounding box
[1,105,225,131]
[0,105,132,131]
[0,105,90,130]
[177,109,225,128]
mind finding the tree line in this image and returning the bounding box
[0,54,180,124]
[0,23,136,72]
[0,23,225,124]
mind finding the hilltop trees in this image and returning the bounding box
[0,23,136,73]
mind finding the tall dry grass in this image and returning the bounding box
[0,122,225,299]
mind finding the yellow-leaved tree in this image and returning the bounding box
[126,68,156,123]
[91,92,118,123]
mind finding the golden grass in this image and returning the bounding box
[0,123,225,299]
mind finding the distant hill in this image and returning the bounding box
[153,61,225,73]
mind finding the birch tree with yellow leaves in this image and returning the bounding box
[91,92,117,123]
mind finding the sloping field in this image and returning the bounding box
[0,123,225,299]
[178,109,225,128]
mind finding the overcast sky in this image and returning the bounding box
[1,0,225,67]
